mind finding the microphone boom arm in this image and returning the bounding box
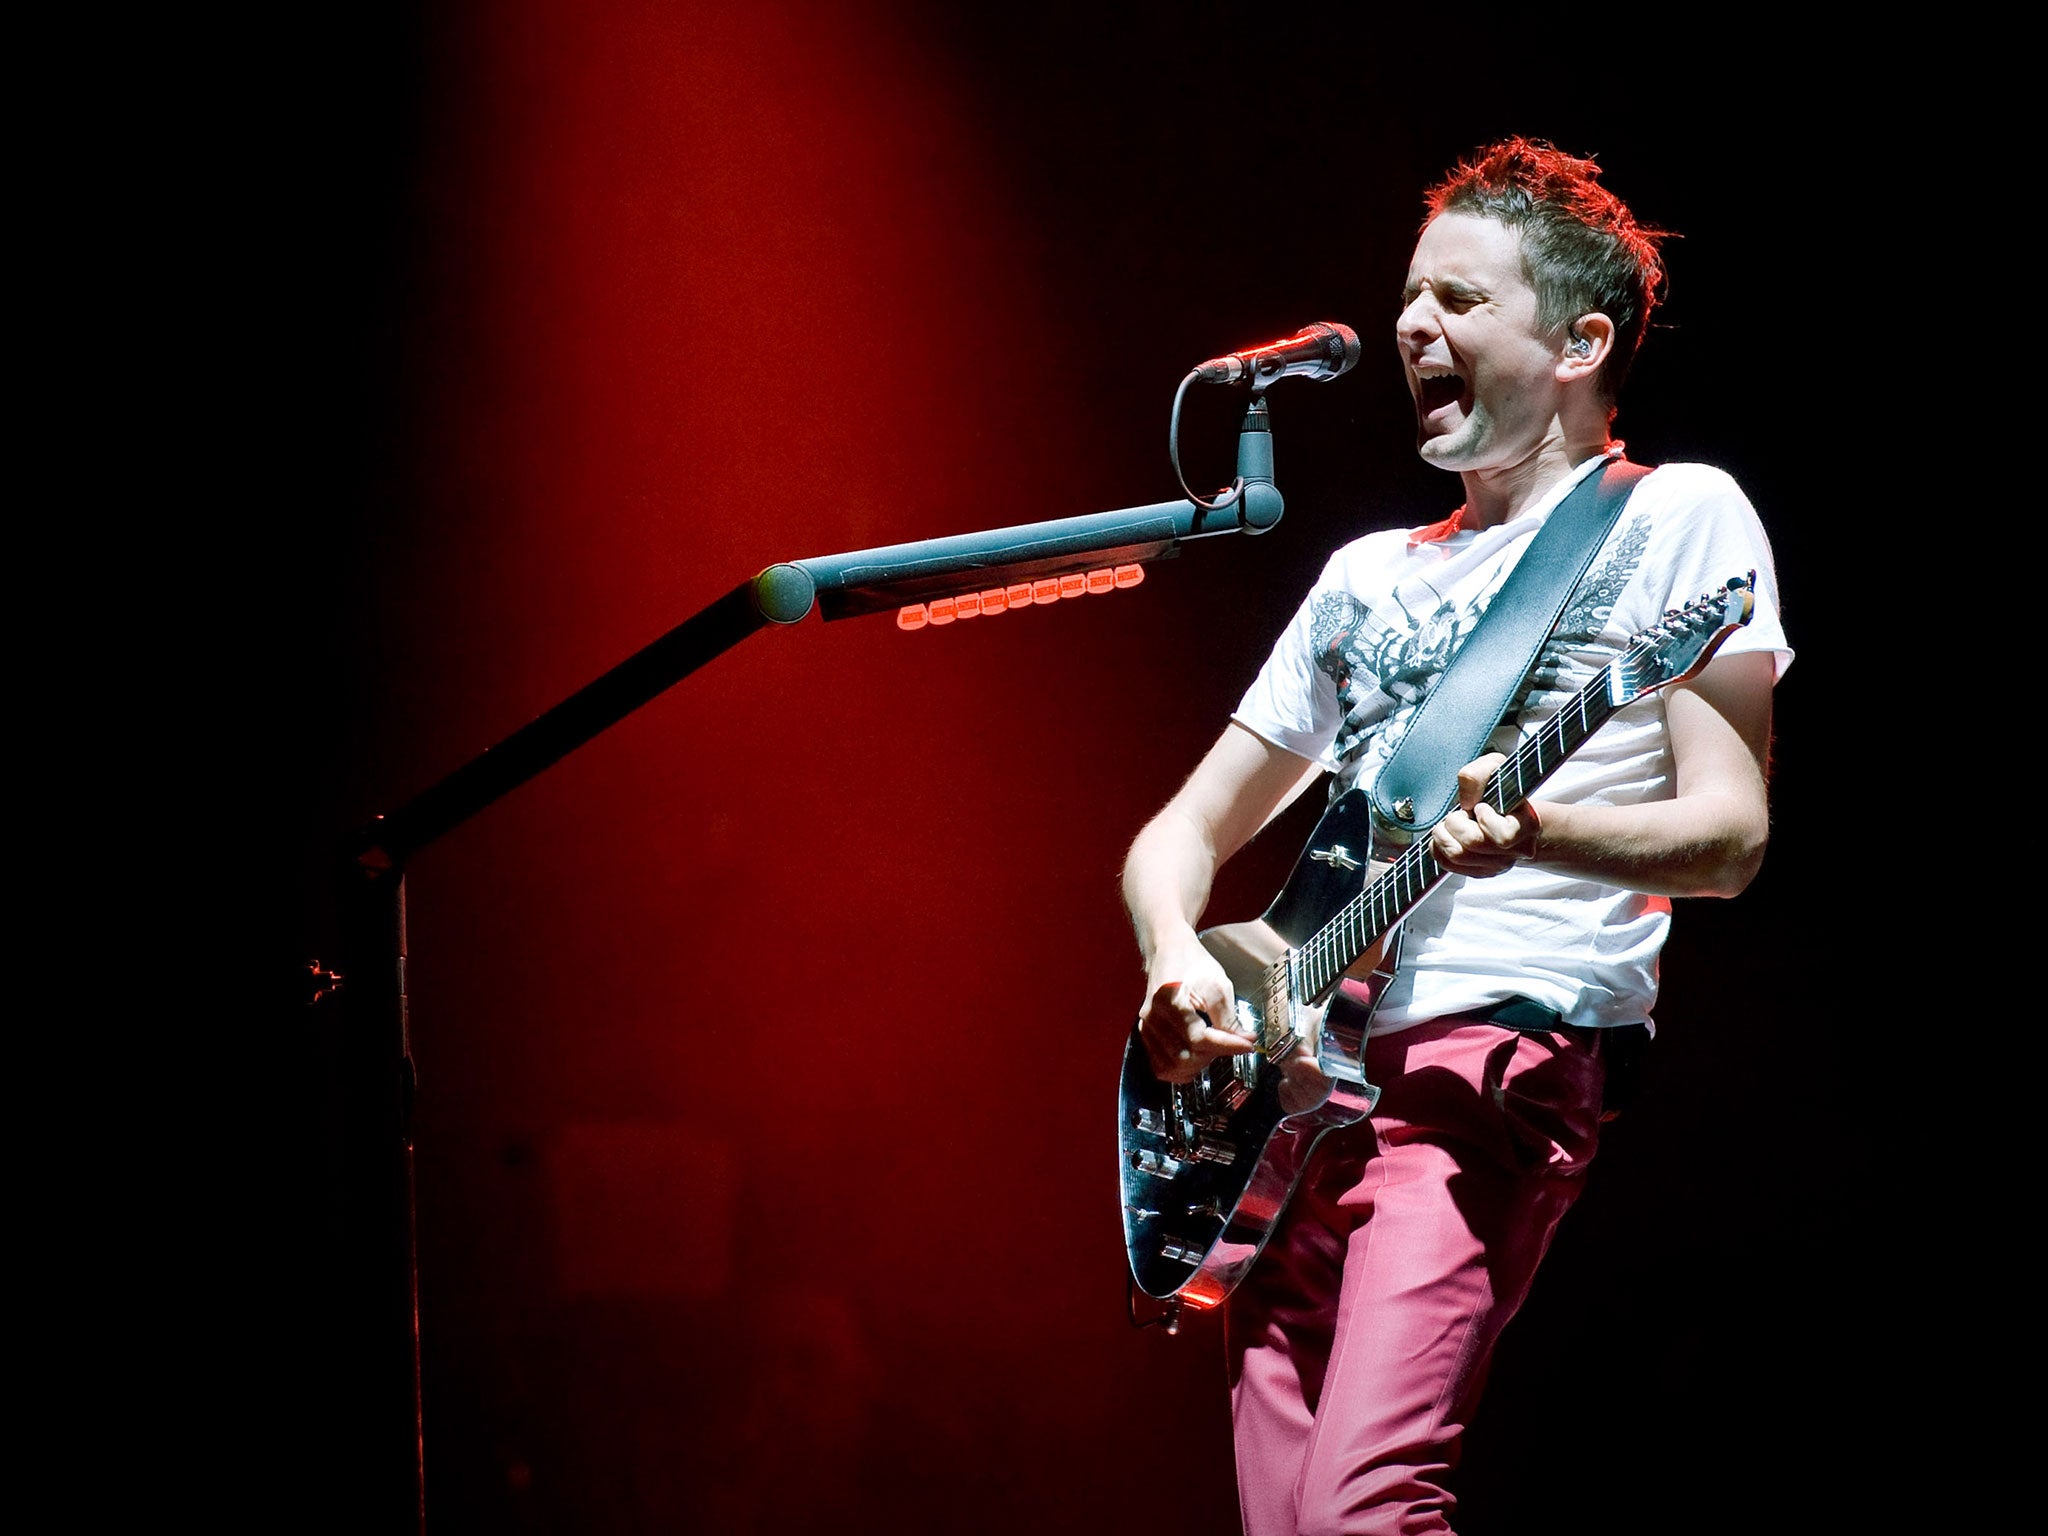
[763,392,1281,621]
[354,395,1282,869]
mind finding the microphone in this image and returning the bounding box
[1193,321,1361,385]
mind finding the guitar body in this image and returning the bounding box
[1118,791,1393,1310]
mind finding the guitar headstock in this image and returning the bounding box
[1618,572,1757,701]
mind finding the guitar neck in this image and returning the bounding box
[1291,647,1642,1004]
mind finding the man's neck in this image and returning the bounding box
[1457,438,1614,530]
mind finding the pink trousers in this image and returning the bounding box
[1224,1012,1609,1536]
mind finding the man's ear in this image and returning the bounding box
[1559,312,1614,380]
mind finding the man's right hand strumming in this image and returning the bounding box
[1137,930,1257,1083]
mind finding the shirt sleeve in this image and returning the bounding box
[1229,548,1353,766]
[1629,463,1794,682]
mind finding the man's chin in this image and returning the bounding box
[1415,432,1473,471]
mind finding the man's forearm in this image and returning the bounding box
[1523,790,1768,898]
[1121,807,1218,963]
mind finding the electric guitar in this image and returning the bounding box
[1118,574,1757,1315]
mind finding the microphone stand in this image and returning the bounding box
[319,394,1283,1533]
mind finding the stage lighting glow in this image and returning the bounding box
[896,564,1145,630]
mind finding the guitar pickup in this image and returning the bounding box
[1202,1079,1250,1116]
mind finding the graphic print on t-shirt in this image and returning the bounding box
[1310,512,1652,799]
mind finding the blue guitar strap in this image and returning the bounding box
[1367,456,1650,843]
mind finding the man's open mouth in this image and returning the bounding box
[1417,371,1464,414]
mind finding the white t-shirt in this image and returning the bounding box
[1232,454,1792,1033]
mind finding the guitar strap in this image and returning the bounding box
[1367,455,1650,843]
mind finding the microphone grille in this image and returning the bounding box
[1308,321,1362,379]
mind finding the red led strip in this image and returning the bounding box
[896,564,1145,630]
